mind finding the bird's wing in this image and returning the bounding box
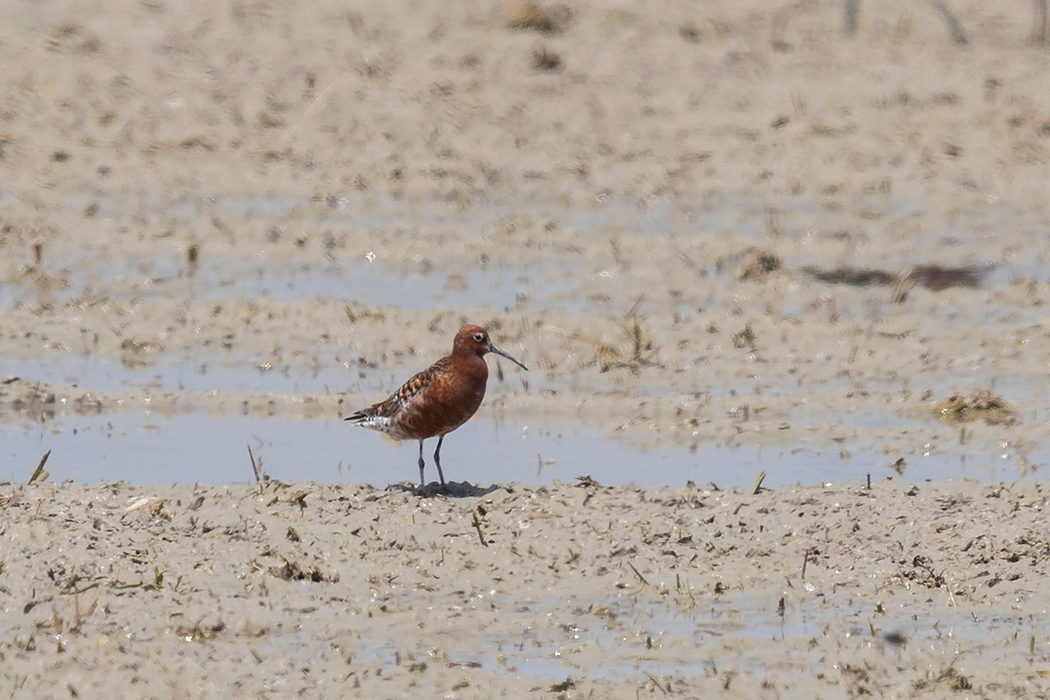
[346,357,449,422]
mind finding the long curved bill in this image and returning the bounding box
[488,343,528,371]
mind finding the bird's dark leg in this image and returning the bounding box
[417,439,426,487]
[433,434,447,488]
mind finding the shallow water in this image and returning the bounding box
[3,354,370,395]
[486,596,1040,680]
[7,193,1044,316]
[0,411,1039,488]
[2,191,1047,490]
[248,590,1041,683]
[3,253,585,312]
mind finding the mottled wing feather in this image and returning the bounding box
[345,357,451,435]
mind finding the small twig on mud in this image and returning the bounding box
[471,507,489,547]
[644,672,671,695]
[247,444,262,485]
[801,549,810,580]
[28,449,51,484]
[282,81,335,146]
[677,251,705,277]
[627,561,649,586]
[751,470,766,495]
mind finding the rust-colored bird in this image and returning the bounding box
[345,325,528,487]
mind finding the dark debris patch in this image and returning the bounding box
[900,555,946,589]
[883,631,908,647]
[268,559,338,583]
[548,677,576,692]
[913,666,972,692]
[531,46,563,72]
[801,265,897,286]
[736,249,782,281]
[906,264,990,291]
[715,247,782,282]
[505,1,572,34]
[933,389,1016,426]
[801,263,992,290]
[175,619,226,642]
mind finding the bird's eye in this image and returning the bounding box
[473,333,484,342]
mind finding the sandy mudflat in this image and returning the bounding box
[2,0,1050,696]
[2,478,1050,698]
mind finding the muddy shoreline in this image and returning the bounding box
[3,478,1049,697]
